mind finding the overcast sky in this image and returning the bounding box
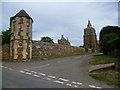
[1,1,118,46]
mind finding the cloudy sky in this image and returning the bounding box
[1,0,119,46]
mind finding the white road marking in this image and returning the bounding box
[72,81,82,85]
[20,70,25,73]
[59,78,69,82]
[76,82,83,85]
[74,85,78,88]
[45,77,51,80]
[66,83,72,87]
[31,71,37,73]
[95,86,102,89]
[33,74,40,77]
[19,70,102,89]
[25,72,32,75]
[48,75,56,78]
[89,85,97,88]
[72,81,77,84]
[54,80,64,84]
[0,66,3,68]
[26,64,50,70]
[38,73,46,76]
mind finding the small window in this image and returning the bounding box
[26,33,29,36]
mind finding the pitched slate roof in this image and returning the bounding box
[13,9,33,23]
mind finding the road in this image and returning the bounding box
[2,54,113,88]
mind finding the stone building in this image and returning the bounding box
[58,35,71,46]
[10,9,33,62]
[84,20,97,50]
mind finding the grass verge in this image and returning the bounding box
[89,55,119,87]
[89,70,120,87]
[89,55,116,65]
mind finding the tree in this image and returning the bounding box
[99,26,120,70]
[2,29,12,45]
[40,37,54,43]
[1,17,13,45]
[99,26,120,55]
[100,33,118,55]
[100,26,120,41]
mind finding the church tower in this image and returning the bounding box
[84,20,97,50]
[10,10,33,62]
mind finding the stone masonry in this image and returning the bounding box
[32,41,86,57]
[58,35,71,46]
[10,10,33,62]
[84,20,97,50]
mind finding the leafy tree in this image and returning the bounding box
[99,26,120,56]
[1,17,13,45]
[100,33,118,55]
[99,26,120,70]
[2,29,12,45]
[40,37,54,43]
[100,26,120,41]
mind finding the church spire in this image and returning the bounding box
[87,20,92,28]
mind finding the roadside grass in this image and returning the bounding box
[37,53,94,61]
[89,55,119,87]
[89,55,116,65]
[89,70,120,87]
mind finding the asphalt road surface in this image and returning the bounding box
[2,54,114,88]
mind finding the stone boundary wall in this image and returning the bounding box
[1,42,92,60]
[0,44,10,60]
[32,41,87,57]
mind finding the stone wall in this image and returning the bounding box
[10,16,32,61]
[1,42,92,61]
[0,44,10,60]
[32,41,86,57]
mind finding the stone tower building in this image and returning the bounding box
[10,9,33,62]
[84,20,97,50]
[58,35,71,46]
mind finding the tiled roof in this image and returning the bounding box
[13,9,33,23]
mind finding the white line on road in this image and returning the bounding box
[59,78,69,82]
[33,74,40,77]
[20,70,25,73]
[31,71,37,74]
[48,75,56,78]
[54,80,64,84]
[72,81,83,85]
[66,83,72,87]
[72,81,77,84]
[89,85,96,88]
[73,85,78,88]
[38,73,46,76]
[95,86,102,89]
[76,82,83,85]
[25,72,32,75]
[89,85,101,88]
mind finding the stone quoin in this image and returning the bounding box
[10,9,33,62]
